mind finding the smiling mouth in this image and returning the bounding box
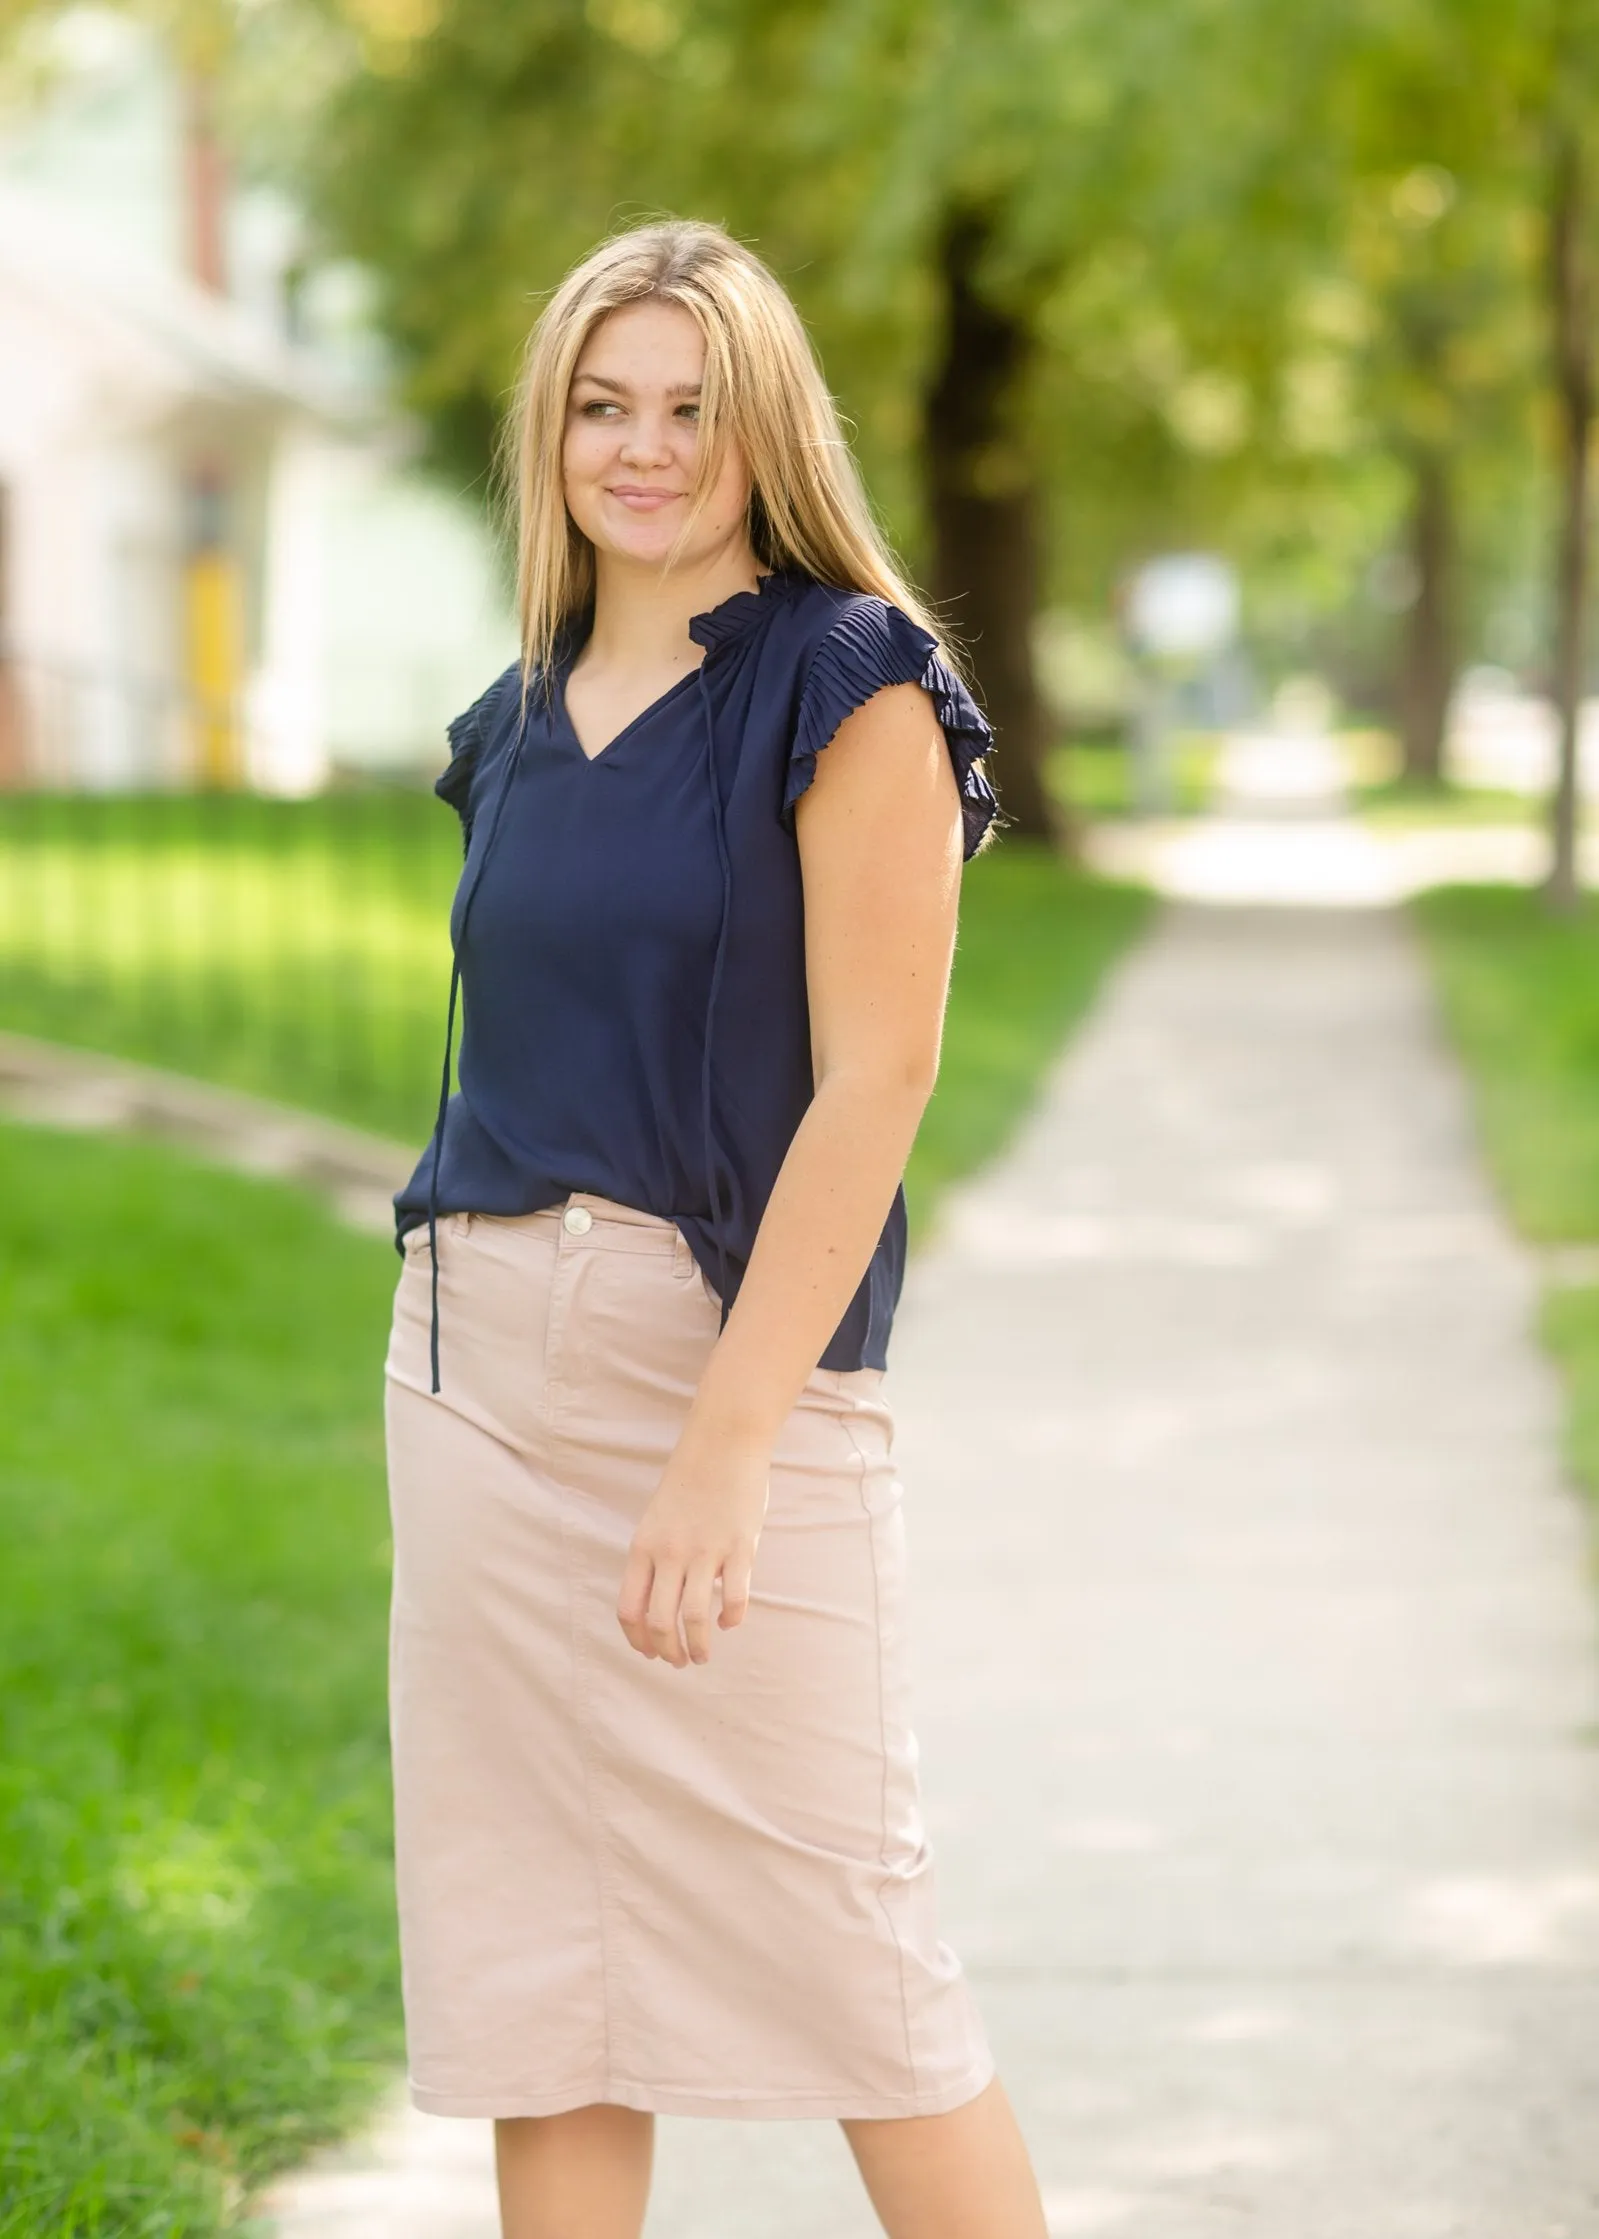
[608,488,685,509]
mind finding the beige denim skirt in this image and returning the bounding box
[382,1191,993,2121]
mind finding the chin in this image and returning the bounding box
[602,530,701,571]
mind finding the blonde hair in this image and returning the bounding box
[502,217,958,687]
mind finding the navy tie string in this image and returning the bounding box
[425,701,528,1393]
[697,661,734,1316]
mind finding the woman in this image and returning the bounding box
[384,218,1048,2239]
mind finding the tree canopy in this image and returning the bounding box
[10,0,1595,877]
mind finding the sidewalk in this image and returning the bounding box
[0,1032,412,1233]
[250,737,1599,2230]
[1085,727,1599,900]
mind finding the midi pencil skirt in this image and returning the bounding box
[382,1191,994,2121]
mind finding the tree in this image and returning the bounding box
[308,0,1301,848]
[1540,49,1596,911]
[1306,0,1598,892]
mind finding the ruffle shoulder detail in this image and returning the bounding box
[785,597,1002,861]
[434,662,521,850]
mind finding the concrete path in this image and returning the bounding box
[251,739,1599,2231]
[0,1031,412,1234]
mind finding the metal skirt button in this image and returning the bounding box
[562,1203,594,1235]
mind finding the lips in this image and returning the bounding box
[608,487,684,511]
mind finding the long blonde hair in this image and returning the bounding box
[502,217,958,687]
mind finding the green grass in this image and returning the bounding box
[1412,886,1599,1241]
[1412,885,1599,1514]
[1340,728,1594,835]
[0,1124,403,2235]
[1047,732,1220,821]
[0,798,1152,1172]
[907,842,1151,1237]
[0,827,1152,2234]
[0,791,460,1143]
[1356,775,1547,830]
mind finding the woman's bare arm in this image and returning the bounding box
[616,680,965,1665]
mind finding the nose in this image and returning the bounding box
[617,409,675,469]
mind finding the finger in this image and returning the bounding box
[646,1559,688,1668]
[717,1540,755,1631]
[617,1545,657,1658]
[680,1558,718,1666]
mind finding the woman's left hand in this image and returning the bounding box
[617,1423,770,1666]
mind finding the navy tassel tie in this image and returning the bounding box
[698,662,733,1314]
[425,702,528,1393]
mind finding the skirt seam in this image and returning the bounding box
[548,1251,617,2092]
[842,1401,919,2098]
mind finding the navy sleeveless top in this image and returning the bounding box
[393,566,1001,1392]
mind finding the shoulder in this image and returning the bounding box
[434,660,523,835]
[778,576,936,671]
[780,581,1004,861]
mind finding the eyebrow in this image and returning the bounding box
[571,373,702,398]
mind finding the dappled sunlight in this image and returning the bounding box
[1039,2188,1145,2235]
[113,1819,259,1936]
[1181,2005,1293,2045]
[1048,1816,1170,1855]
[1397,1873,1599,1967]
[943,1203,1273,1269]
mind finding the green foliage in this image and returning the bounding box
[0,789,460,1143]
[0,798,1150,1196]
[1047,735,1219,822]
[305,0,1317,589]
[1356,775,1542,827]
[14,0,1598,685]
[1413,883,1599,1241]
[907,843,1151,1228]
[0,1123,404,2235]
[1544,1283,1599,1513]
[296,0,1599,705]
[1414,879,1599,1517]
[1406,886,1594,1244]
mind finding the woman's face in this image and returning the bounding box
[563,299,753,575]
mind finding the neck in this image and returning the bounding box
[583,537,765,673]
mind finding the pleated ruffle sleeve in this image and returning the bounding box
[433,662,519,852]
[784,596,1003,862]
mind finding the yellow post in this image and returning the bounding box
[185,470,244,786]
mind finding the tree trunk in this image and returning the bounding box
[925,211,1062,847]
[1546,123,1591,914]
[1398,450,1453,785]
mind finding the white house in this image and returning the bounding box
[0,11,516,793]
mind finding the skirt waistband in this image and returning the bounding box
[480,1192,684,1254]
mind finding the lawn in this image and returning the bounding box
[908,840,1150,1233]
[1356,775,1546,829]
[0,796,1151,1171]
[0,824,1151,2235]
[1047,731,1220,821]
[0,1123,402,2236]
[0,790,460,1144]
[1341,726,1595,835]
[1412,885,1599,1504]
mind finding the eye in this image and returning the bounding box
[675,402,701,422]
[580,399,621,418]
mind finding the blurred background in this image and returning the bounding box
[1,0,1595,1133]
[3,3,1599,2232]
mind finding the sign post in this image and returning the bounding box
[1122,554,1240,815]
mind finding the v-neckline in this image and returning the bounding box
[555,661,701,768]
[552,567,802,766]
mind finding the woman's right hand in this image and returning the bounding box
[616,1420,770,1667]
